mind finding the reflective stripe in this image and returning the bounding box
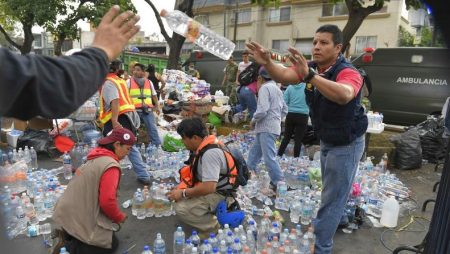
[98,74,135,124]
[129,78,153,108]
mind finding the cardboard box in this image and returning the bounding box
[12,118,53,131]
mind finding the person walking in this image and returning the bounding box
[221,56,238,99]
[247,67,288,188]
[98,60,151,185]
[246,24,367,254]
[127,63,161,147]
[277,82,309,158]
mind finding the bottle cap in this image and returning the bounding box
[160,9,168,17]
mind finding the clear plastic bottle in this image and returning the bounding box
[30,147,38,170]
[191,247,199,254]
[131,191,140,216]
[63,152,72,180]
[268,222,280,241]
[160,9,235,60]
[231,238,242,254]
[247,220,257,241]
[219,240,227,254]
[184,239,194,254]
[44,190,55,218]
[299,234,311,254]
[173,226,185,252]
[190,230,201,247]
[135,194,146,220]
[290,200,301,224]
[200,239,212,254]
[209,233,219,249]
[60,247,70,254]
[305,227,316,253]
[142,245,153,254]
[245,230,255,250]
[301,200,313,225]
[225,231,234,247]
[153,233,166,254]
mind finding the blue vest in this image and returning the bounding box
[305,54,368,145]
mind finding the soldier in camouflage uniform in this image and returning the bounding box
[221,56,238,105]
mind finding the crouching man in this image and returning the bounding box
[166,118,237,238]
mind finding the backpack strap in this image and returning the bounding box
[191,144,220,184]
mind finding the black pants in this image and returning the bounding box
[278,112,309,157]
[102,114,135,137]
[64,231,118,254]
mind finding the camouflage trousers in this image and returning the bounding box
[224,81,238,105]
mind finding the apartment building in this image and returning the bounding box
[193,0,415,56]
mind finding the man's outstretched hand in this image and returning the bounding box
[92,5,141,61]
[246,41,271,65]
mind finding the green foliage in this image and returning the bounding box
[251,0,280,8]
[0,0,65,26]
[398,26,414,46]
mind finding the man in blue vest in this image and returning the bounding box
[247,24,367,254]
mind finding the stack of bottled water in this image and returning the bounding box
[130,183,175,219]
[140,143,189,181]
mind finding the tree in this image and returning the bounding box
[46,0,135,56]
[145,0,194,69]
[398,26,414,46]
[253,0,421,53]
[0,0,65,54]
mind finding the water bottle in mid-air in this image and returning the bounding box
[160,9,235,60]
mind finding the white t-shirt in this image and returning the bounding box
[238,61,252,74]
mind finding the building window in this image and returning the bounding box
[355,36,377,54]
[195,15,209,27]
[322,3,349,17]
[294,39,313,55]
[34,34,42,47]
[272,40,289,53]
[235,40,246,50]
[231,8,251,24]
[269,6,291,22]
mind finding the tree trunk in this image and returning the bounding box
[167,33,186,69]
[54,33,66,56]
[340,0,383,54]
[20,23,34,55]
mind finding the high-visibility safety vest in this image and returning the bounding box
[129,78,153,109]
[98,73,135,124]
[177,135,237,190]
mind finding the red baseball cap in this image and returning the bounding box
[98,128,136,146]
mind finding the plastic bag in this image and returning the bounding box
[17,129,53,153]
[416,116,447,163]
[390,128,422,170]
[208,112,222,127]
[162,133,185,152]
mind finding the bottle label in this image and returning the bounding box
[186,20,201,42]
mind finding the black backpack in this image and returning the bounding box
[238,62,260,86]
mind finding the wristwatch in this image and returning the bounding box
[303,67,317,83]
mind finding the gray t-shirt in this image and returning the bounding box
[101,80,140,129]
[197,148,230,191]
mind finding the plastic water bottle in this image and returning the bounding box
[63,152,72,180]
[190,231,201,247]
[191,247,199,254]
[276,181,288,198]
[184,239,194,254]
[173,226,185,251]
[30,147,38,170]
[299,234,311,254]
[225,231,234,247]
[200,239,212,254]
[219,240,227,254]
[231,238,242,254]
[209,233,218,249]
[135,194,146,220]
[268,222,280,241]
[380,196,399,228]
[142,245,153,254]
[160,9,235,60]
[301,199,313,225]
[280,228,289,244]
[153,233,166,254]
[60,247,69,254]
[290,200,301,224]
[245,230,255,250]
[247,220,257,241]
[217,229,226,244]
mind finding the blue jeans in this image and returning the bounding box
[128,145,150,180]
[247,132,283,185]
[235,87,257,119]
[313,135,365,254]
[138,111,161,146]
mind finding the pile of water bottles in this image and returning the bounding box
[0,149,67,245]
[139,219,316,254]
[127,183,175,219]
[139,143,189,181]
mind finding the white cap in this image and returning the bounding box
[64,48,82,56]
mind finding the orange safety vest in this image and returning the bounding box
[129,78,153,109]
[178,135,237,190]
[98,73,135,124]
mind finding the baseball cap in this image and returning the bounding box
[98,128,136,146]
[258,66,271,80]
